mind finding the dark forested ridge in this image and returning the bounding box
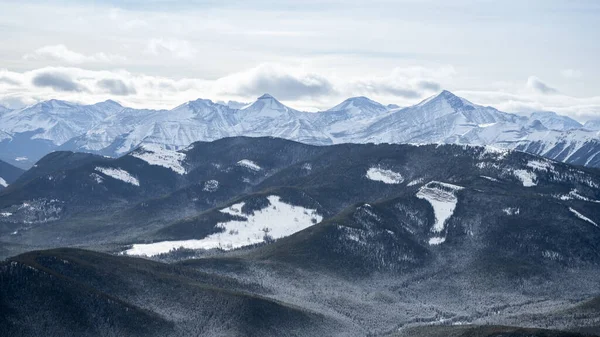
[1,137,600,336]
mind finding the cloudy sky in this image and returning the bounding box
[1,0,599,121]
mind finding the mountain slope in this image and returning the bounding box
[65,99,243,156]
[0,100,123,167]
[2,138,600,336]
[0,160,24,191]
[2,92,599,169]
[3,137,600,261]
[392,325,594,337]
[234,94,332,145]
[0,248,348,337]
[530,111,583,131]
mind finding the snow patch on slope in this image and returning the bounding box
[203,180,219,192]
[481,146,510,160]
[569,207,598,227]
[1,199,64,224]
[480,175,499,182]
[125,195,322,256]
[503,207,520,215]
[90,173,104,184]
[416,181,464,245]
[0,177,7,188]
[513,169,537,187]
[557,190,600,203]
[407,178,424,186]
[130,144,187,175]
[366,167,404,184]
[95,167,139,186]
[237,159,261,171]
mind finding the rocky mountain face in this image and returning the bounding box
[1,91,599,169]
[1,137,600,336]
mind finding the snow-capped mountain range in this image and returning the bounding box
[1,90,599,168]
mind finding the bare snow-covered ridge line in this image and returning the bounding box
[130,144,187,175]
[125,195,322,256]
[95,167,139,186]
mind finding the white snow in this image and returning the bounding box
[95,167,139,186]
[203,180,219,192]
[130,144,187,175]
[416,181,463,245]
[569,190,600,203]
[480,146,510,160]
[513,169,537,187]
[569,207,598,227]
[558,190,600,203]
[89,173,104,184]
[15,157,28,161]
[407,178,424,186]
[480,175,499,182]
[366,167,404,184]
[503,207,520,215]
[125,195,322,256]
[4,91,600,171]
[1,212,12,217]
[237,159,261,171]
[527,159,555,172]
[302,163,312,171]
[428,237,446,245]
[0,177,7,188]
[542,250,561,260]
[476,162,501,170]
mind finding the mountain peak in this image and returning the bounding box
[188,98,214,106]
[94,99,123,108]
[258,93,276,100]
[103,99,122,106]
[583,119,600,131]
[439,89,456,97]
[170,98,217,113]
[417,90,474,110]
[37,99,77,109]
[530,111,583,131]
[240,93,294,116]
[346,96,381,105]
[328,96,386,113]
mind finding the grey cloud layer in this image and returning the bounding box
[97,79,137,96]
[32,72,87,92]
[1,65,599,121]
[224,72,334,100]
[527,76,559,95]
